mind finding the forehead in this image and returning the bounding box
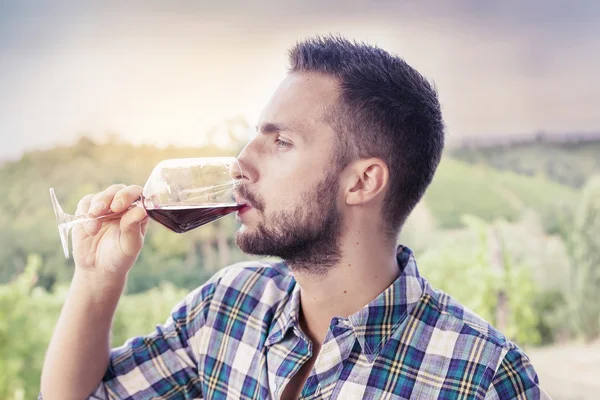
[258,71,340,136]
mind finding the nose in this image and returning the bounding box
[229,158,244,181]
[229,157,255,186]
[229,144,257,184]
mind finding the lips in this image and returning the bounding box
[234,193,251,214]
[238,204,252,214]
[234,194,249,207]
[235,188,261,215]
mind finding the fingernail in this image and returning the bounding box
[91,203,104,214]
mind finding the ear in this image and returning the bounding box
[344,158,389,206]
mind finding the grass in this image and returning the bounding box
[424,158,578,228]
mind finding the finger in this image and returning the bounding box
[120,206,147,232]
[84,219,102,237]
[110,185,144,213]
[74,194,101,237]
[119,207,148,256]
[89,184,127,216]
[75,194,96,216]
[140,215,150,236]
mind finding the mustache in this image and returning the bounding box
[236,186,265,212]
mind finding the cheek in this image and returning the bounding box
[260,183,310,219]
[260,162,302,196]
[259,150,331,207]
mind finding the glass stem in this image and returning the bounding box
[50,188,143,259]
[62,200,143,230]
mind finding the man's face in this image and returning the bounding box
[235,72,345,271]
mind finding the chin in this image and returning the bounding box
[235,226,254,242]
[235,227,272,256]
[236,221,258,234]
[235,231,255,255]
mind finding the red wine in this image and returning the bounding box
[146,204,242,233]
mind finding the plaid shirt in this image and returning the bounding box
[78,246,546,399]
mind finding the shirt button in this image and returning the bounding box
[337,318,352,328]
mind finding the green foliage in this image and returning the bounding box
[0,255,64,400]
[112,283,190,348]
[531,289,567,344]
[0,256,194,400]
[567,176,600,340]
[420,215,541,346]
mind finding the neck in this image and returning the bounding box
[290,228,400,345]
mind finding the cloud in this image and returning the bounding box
[0,0,598,159]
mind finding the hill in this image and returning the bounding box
[0,136,578,288]
[423,158,577,229]
[449,134,600,188]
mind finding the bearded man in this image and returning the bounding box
[41,36,547,399]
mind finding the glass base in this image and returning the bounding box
[49,188,71,258]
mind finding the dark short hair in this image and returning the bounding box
[289,35,445,237]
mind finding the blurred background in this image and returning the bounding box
[1,1,599,399]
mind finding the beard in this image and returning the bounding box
[236,171,343,275]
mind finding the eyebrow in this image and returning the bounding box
[256,122,300,136]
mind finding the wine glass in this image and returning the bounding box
[49,157,245,259]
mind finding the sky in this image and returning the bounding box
[1,0,599,160]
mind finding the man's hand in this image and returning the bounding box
[73,184,149,278]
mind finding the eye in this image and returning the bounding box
[274,137,292,148]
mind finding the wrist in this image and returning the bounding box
[72,268,128,300]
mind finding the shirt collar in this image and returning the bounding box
[349,245,425,362]
[266,245,426,362]
[266,274,301,346]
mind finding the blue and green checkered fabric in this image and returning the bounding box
[83,246,547,399]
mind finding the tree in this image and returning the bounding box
[569,176,600,341]
[419,215,541,346]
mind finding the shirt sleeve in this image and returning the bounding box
[484,347,551,400]
[85,277,219,400]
